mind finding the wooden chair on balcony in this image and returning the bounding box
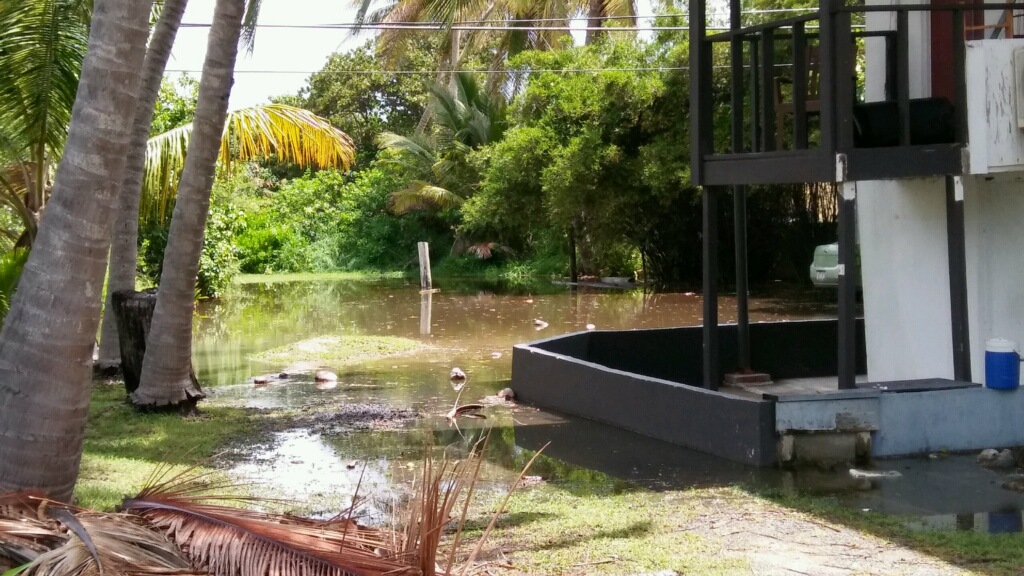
[774,44,821,150]
[964,9,1014,40]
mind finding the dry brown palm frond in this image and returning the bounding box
[0,518,63,567]
[121,481,419,576]
[0,493,65,567]
[19,513,197,576]
[393,434,490,576]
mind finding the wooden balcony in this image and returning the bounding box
[686,1,1005,186]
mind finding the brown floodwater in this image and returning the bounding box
[194,277,1022,529]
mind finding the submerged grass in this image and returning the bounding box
[249,334,427,366]
[233,271,407,285]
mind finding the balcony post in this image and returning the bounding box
[703,186,721,391]
[689,0,709,184]
[730,0,750,371]
[817,0,836,155]
[838,181,858,390]
[946,175,971,381]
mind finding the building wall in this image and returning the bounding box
[865,0,931,102]
[858,174,1024,387]
[963,174,1024,383]
[856,178,955,381]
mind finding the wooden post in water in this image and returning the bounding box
[417,241,432,289]
[420,290,432,335]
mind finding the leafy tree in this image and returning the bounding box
[284,39,434,162]
[150,74,200,136]
[466,40,668,277]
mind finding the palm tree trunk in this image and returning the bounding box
[133,0,246,409]
[585,0,604,44]
[0,0,150,501]
[97,0,188,371]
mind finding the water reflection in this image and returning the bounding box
[910,511,1023,534]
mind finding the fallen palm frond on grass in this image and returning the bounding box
[0,430,543,576]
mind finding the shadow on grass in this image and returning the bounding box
[533,520,655,553]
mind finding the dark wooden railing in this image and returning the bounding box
[690,2,1016,186]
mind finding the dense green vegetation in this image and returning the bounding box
[140,34,836,294]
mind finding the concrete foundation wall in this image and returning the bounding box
[511,345,778,466]
[874,387,1024,456]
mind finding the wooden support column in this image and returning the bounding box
[689,0,709,184]
[838,181,858,390]
[946,175,972,381]
[703,186,721,391]
[730,4,750,370]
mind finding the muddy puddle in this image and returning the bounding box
[195,277,1024,532]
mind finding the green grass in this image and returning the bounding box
[249,334,427,365]
[76,383,261,510]
[461,483,747,575]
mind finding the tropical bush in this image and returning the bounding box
[0,248,28,324]
[230,166,448,274]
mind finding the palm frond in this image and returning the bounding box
[389,182,464,215]
[121,485,418,576]
[142,104,355,225]
[21,514,196,576]
[376,132,438,172]
[0,0,90,161]
[0,493,62,567]
[240,0,262,53]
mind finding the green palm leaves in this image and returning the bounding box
[378,73,503,214]
[142,104,357,225]
[0,0,91,242]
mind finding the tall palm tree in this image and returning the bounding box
[381,73,502,214]
[352,0,637,95]
[132,0,247,409]
[97,0,189,371]
[0,0,91,245]
[0,0,151,500]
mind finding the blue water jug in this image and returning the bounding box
[985,338,1020,390]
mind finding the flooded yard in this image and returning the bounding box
[188,276,1023,573]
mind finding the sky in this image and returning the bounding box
[168,0,368,110]
[168,0,660,111]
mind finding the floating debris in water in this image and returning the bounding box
[533,319,549,330]
[450,367,467,381]
[315,369,338,382]
[491,352,502,359]
[849,468,902,480]
[586,323,596,330]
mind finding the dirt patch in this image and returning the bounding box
[290,401,419,435]
[686,494,973,576]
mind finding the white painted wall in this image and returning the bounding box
[963,174,1024,385]
[865,0,931,102]
[856,178,955,381]
[965,39,1024,174]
